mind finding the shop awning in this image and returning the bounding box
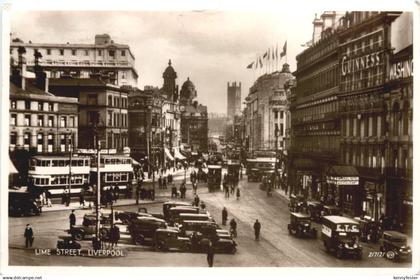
[165,148,174,161]
[327,165,359,177]
[9,159,18,174]
[174,148,186,160]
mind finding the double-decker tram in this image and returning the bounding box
[89,154,134,196]
[28,155,91,196]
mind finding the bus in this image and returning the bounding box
[28,155,91,196]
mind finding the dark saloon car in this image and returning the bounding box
[57,236,81,250]
[127,216,167,245]
[287,212,317,238]
[69,214,111,241]
[379,231,412,262]
[154,228,191,252]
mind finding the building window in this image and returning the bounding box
[11,100,16,109]
[108,111,113,126]
[108,95,113,107]
[121,50,126,57]
[280,123,284,136]
[87,94,98,105]
[71,49,76,56]
[10,132,17,146]
[24,133,30,149]
[48,102,53,111]
[60,116,67,127]
[274,111,278,119]
[88,111,99,125]
[24,115,31,126]
[59,49,64,56]
[60,134,66,152]
[38,102,43,111]
[46,49,51,55]
[38,115,44,126]
[85,49,89,56]
[109,50,115,57]
[37,134,43,153]
[48,116,54,127]
[10,114,17,126]
[280,111,284,119]
[98,50,102,56]
[47,134,54,152]
[69,116,75,127]
[25,100,31,110]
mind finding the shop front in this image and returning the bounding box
[326,165,362,217]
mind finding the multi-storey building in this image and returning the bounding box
[338,11,411,229]
[9,50,78,183]
[48,78,129,152]
[10,34,138,87]
[227,82,241,119]
[245,64,293,154]
[179,78,208,153]
[289,12,343,205]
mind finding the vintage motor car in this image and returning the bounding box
[289,194,306,212]
[354,216,380,243]
[116,207,164,225]
[190,232,236,254]
[179,220,219,240]
[69,214,112,241]
[287,212,317,238]
[9,189,42,217]
[163,201,193,220]
[154,228,191,252]
[168,206,200,225]
[321,216,362,259]
[177,213,214,224]
[307,201,322,222]
[321,205,341,217]
[127,216,167,245]
[57,236,81,250]
[379,231,412,262]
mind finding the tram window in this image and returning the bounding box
[52,160,58,166]
[106,173,113,182]
[121,173,128,181]
[60,177,67,184]
[100,158,105,165]
[64,160,70,166]
[58,160,64,167]
[51,177,58,185]
[78,160,84,166]
[114,174,121,181]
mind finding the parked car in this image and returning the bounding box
[321,216,362,259]
[69,214,112,241]
[177,213,214,224]
[307,201,322,222]
[9,190,42,217]
[154,228,191,252]
[379,231,412,262]
[287,212,317,238]
[179,220,219,240]
[127,216,167,245]
[57,236,81,250]
[289,194,306,212]
[354,217,380,243]
[168,206,200,225]
[190,233,236,254]
[163,201,193,220]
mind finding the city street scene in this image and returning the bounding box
[6,9,413,269]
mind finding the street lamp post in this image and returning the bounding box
[274,124,280,188]
[91,121,103,250]
[151,127,156,201]
[67,131,73,206]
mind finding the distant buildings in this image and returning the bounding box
[226,82,241,140]
[10,34,138,87]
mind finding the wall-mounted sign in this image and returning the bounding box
[341,51,382,76]
[389,58,413,80]
[327,176,359,185]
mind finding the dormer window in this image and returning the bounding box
[71,49,76,56]
[109,50,115,57]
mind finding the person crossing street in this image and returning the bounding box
[254,219,261,241]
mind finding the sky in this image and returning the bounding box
[10,9,320,114]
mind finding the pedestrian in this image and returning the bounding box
[158,175,162,189]
[79,189,85,207]
[46,190,52,207]
[223,181,229,198]
[200,201,206,210]
[69,210,76,229]
[236,188,241,200]
[113,185,120,203]
[222,207,228,226]
[229,218,237,238]
[207,242,215,267]
[61,188,66,205]
[24,224,34,248]
[192,181,198,195]
[110,225,120,248]
[162,176,167,189]
[254,219,261,241]
[230,184,235,195]
[193,195,200,207]
[171,185,178,198]
[180,181,187,199]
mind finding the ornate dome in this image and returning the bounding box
[162,59,177,79]
[180,77,197,101]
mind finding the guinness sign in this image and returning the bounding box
[341,51,382,76]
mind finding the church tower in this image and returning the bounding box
[162,59,178,102]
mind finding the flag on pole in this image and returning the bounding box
[259,57,263,68]
[263,51,268,59]
[247,61,254,69]
[275,44,278,59]
[280,41,287,58]
[271,47,275,60]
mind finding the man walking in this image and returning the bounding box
[207,242,215,267]
[222,207,228,226]
[69,210,76,229]
[180,180,187,199]
[24,224,34,248]
[254,219,261,241]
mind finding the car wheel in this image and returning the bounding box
[73,232,84,241]
[99,228,109,240]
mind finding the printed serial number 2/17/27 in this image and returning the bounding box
[368,251,386,257]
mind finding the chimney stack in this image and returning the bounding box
[312,14,323,44]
